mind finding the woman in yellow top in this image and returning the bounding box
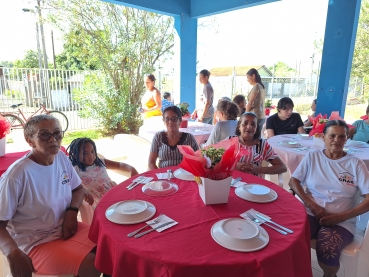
[245,68,266,131]
[141,74,162,118]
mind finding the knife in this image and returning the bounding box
[134,221,175,238]
[127,177,147,190]
[126,176,144,189]
[255,213,293,234]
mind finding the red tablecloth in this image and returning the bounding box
[0,151,30,176]
[0,147,68,176]
[89,167,312,277]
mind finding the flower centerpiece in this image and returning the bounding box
[264,99,276,116]
[176,102,191,128]
[177,139,248,205]
[0,115,11,156]
[308,112,353,147]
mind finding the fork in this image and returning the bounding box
[126,176,145,189]
[246,212,287,235]
[127,214,164,237]
[231,177,242,187]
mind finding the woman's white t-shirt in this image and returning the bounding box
[0,151,81,253]
[292,149,369,234]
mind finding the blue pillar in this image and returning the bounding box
[316,0,361,117]
[174,13,197,112]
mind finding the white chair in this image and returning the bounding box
[261,160,285,188]
[310,192,369,277]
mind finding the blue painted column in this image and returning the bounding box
[174,13,197,112]
[316,0,361,117]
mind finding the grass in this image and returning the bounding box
[62,129,107,146]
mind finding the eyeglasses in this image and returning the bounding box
[34,131,64,141]
[164,116,180,123]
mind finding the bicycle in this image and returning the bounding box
[1,97,69,132]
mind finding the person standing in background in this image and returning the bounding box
[140,74,162,118]
[198,69,214,124]
[245,68,266,131]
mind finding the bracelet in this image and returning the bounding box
[66,206,79,213]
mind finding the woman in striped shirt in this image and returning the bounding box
[229,112,287,177]
[148,106,199,169]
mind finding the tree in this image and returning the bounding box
[352,0,369,99]
[268,61,296,77]
[47,0,174,134]
[13,50,42,69]
[0,61,14,68]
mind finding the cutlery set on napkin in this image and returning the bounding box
[126,176,154,190]
[127,214,178,238]
[241,208,293,235]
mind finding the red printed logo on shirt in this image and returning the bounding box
[61,171,70,185]
[338,172,355,186]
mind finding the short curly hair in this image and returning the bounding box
[235,112,261,139]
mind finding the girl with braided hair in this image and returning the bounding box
[67,138,138,210]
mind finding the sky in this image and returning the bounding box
[0,0,328,72]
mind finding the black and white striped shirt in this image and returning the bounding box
[151,131,199,168]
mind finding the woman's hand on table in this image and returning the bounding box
[62,210,78,240]
[7,248,35,277]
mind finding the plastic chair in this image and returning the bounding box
[260,160,285,188]
[310,192,369,277]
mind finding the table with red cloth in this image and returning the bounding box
[89,166,312,277]
[0,151,29,176]
[0,147,68,176]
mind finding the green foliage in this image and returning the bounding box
[176,102,190,116]
[265,99,273,108]
[74,73,142,134]
[46,0,174,133]
[294,103,311,115]
[0,61,14,68]
[13,50,42,69]
[4,89,24,99]
[62,129,105,145]
[268,61,296,77]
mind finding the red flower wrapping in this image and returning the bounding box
[308,112,353,136]
[178,138,248,180]
[0,116,11,140]
[360,115,368,120]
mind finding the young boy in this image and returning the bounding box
[161,92,174,113]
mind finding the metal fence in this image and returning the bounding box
[0,67,98,131]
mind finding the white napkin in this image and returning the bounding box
[146,214,178,232]
[240,208,271,225]
[156,173,173,180]
[231,178,247,188]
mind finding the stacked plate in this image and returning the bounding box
[173,168,195,181]
[211,218,269,252]
[278,140,303,148]
[105,200,156,224]
[142,180,179,196]
[298,134,312,140]
[235,184,278,203]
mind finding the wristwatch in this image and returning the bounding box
[66,206,79,213]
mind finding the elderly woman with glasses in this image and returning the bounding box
[266,97,305,138]
[148,106,199,169]
[0,115,101,277]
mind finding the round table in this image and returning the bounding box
[138,121,214,145]
[268,135,369,174]
[88,167,312,277]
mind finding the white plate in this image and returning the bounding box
[173,168,195,181]
[211,218,269,252]
[298,134,312,140]
[278,140,303,148]
[142,180,179,196]
[105,200,156,224]
[235,184,278,203]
